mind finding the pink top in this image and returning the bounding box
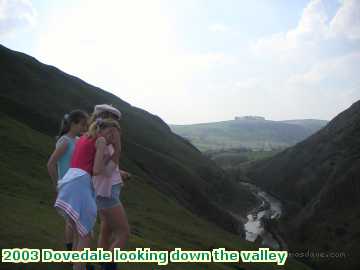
[70,135,97,175]
[92,144,123,197]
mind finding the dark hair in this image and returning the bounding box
[58,110,89,138]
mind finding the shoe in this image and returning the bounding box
[86,263,95,270]
[106,262,117,270]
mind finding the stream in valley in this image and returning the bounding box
[240,182,284,249]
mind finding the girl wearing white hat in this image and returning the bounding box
[90,104,130,270]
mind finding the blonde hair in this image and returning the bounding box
[88,118,120,138]
[88,105,121,125]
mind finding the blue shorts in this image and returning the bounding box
[96,184,121,210]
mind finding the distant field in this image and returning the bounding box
[171,118,328,151]
[206,148,283,170]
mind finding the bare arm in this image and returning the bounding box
[47,141,68,190]
[93,137,107,176]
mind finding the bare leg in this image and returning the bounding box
[74,234,91,270]
[65,220,74,249]
[64,219,81,270]
[100,203,130,251]
[98,210,111,250]
[72,232,79,251]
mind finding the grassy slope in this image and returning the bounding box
[245,101,360,270]
[0,44,252,233]
[0,114,310,270]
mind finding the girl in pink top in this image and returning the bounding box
[90,104,131,270]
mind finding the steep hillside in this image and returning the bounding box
[280,119,328,134]
[0,113,312,270]
[0,45,312,270]
[170,118,327,151]
[0,44,256,232]
[246,101,360,270]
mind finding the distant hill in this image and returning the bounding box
[0,45,311,270]
[280,119,329,133]
[246,101,360,270]
[170,117,328,151]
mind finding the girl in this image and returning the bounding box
[47,110,89,252]
[55,118,121,270]
[91,104,131,270]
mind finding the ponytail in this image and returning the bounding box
[58,114,71,139]
[57,110,89,139]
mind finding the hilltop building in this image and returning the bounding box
[234,116,265,121]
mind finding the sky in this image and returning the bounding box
[1,0,360,124]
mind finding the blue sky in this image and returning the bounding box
[1,0,359,124]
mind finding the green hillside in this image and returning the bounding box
[246,101,360,270]
[0,45,310,270]
[0,44,254,232]
[0,113,305,270]
[170,118,327,151]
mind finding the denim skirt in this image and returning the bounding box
[96,184,121,210]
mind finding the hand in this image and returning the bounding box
[96,136,107,147]
[111,129,121,151]
[120,170,131,180]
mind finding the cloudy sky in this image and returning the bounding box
[1,0,360,124]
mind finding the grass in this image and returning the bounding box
[0,43,261,235]
[0,45,311,270]
[0,114,311,270]
[206,149,283,170]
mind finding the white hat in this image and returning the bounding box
[94,104,122,119]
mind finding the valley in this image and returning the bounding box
[0,44,311,270]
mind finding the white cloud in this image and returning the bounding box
[33,0,228,119]
[237,0,360,122]
[288,52,360,85]
[0,0,36,37]
[250,0,360,95]
[209,23,229,33]
[330,0,360,40]
[252,0,360,57]
[235,78,261,90]
[3,0,358,124]
[253,0,329,55]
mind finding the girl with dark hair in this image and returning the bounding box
[57,110,89,139]
[47,110,89,252]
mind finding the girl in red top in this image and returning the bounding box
[54,118,120,270]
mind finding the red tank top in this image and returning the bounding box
[70,135,97,175]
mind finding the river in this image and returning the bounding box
[240,182,283,249]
